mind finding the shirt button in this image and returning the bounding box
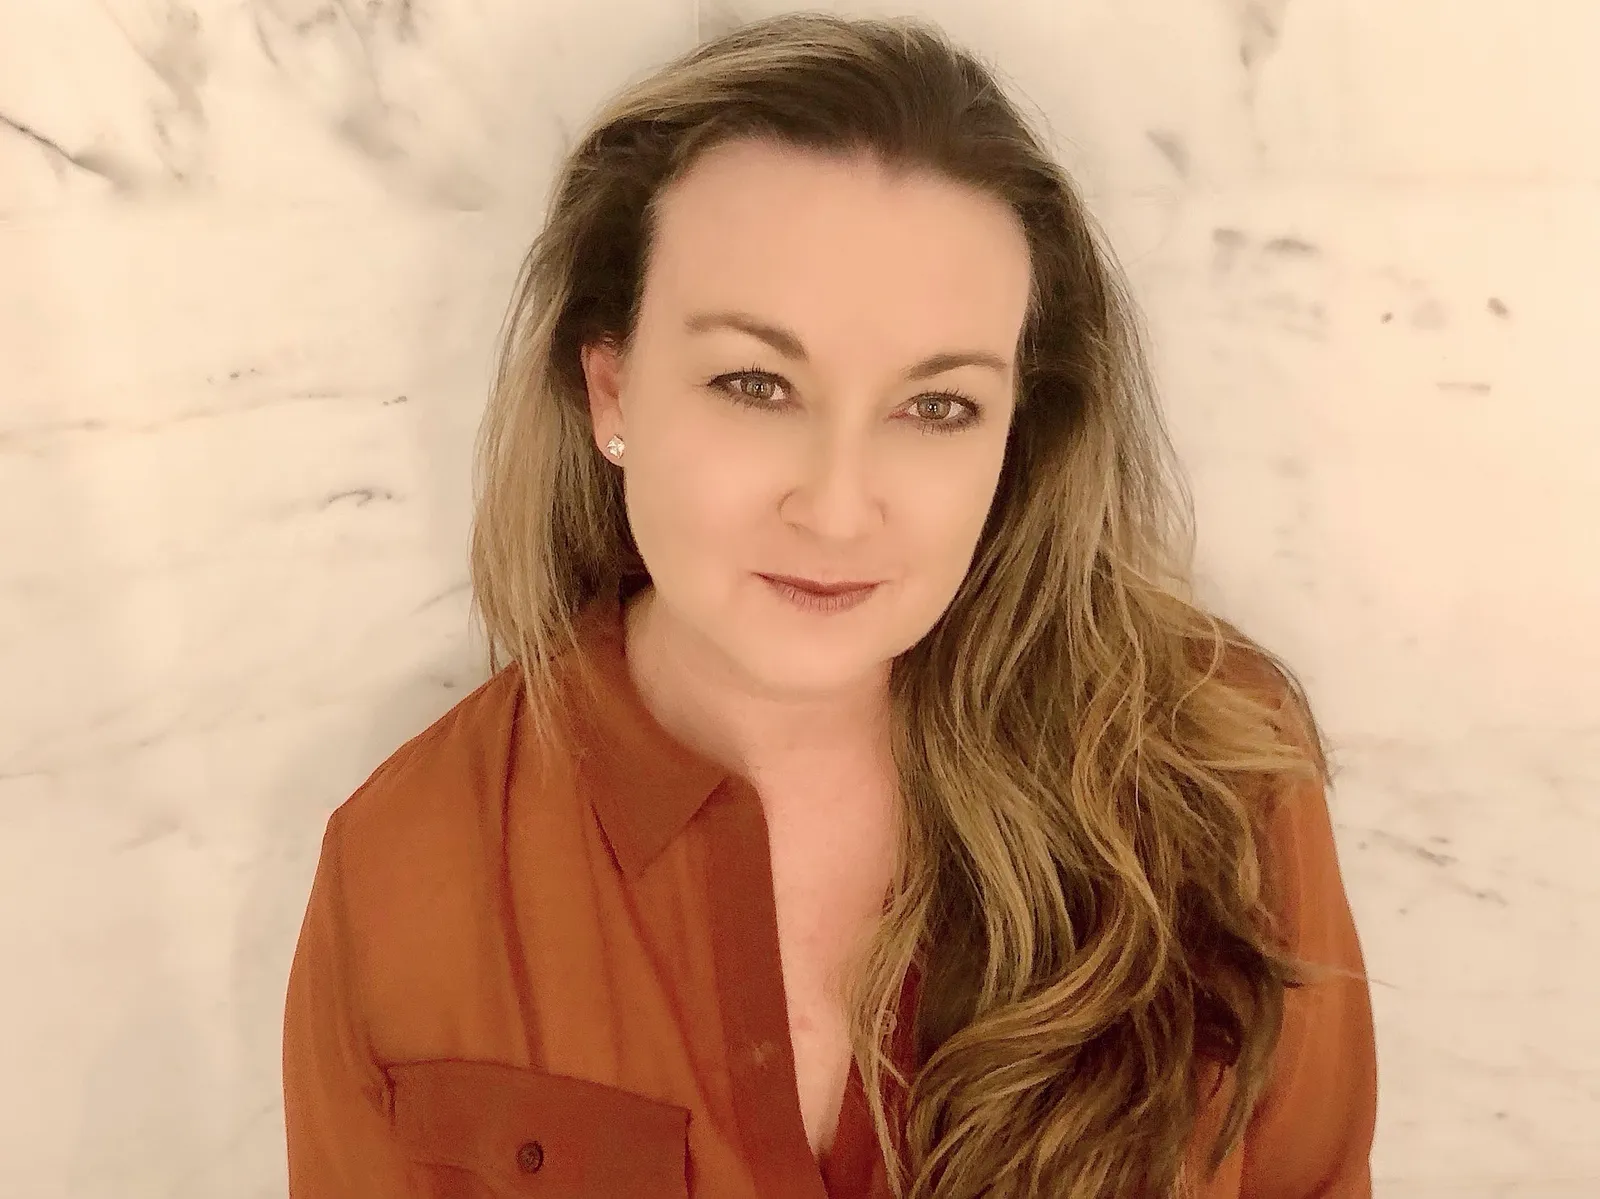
[516,1140,544,1173]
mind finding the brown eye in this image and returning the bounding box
[709,370,789,408]
[902,393,981,434]
[738,375,779,401]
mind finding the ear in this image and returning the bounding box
[580,339,626,456]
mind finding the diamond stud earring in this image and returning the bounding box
[604,435,625,460]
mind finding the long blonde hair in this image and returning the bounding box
[469,13,1331,1197]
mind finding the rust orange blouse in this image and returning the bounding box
[283,586,1378,1197]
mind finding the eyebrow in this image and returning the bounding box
[683,310,1011,381]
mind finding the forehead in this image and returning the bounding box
[642,139,1032,357]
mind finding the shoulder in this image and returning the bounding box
[1193,619,1330,785]
[308,664,592,1022]
[1186,625,1343,940]
[323,664,577,905]
[336,667,523,828]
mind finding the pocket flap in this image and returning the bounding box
[390,1059,690,1197]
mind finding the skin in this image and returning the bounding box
[580,136,1033,1155]
[581,136,1031,786]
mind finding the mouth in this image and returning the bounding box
[755,572,884,613]
[756,573,883,596]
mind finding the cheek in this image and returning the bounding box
[623,419,770,570]
[892,456,1003,576]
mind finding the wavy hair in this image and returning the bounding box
[468,13,1333,1198]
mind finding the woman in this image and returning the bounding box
[283,13,1377,1199]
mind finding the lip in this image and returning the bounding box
[756,573,883,596]
[756,573,883,615]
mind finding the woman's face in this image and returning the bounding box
[584,138,1032,698]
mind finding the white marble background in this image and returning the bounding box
[1,1,1595,1195]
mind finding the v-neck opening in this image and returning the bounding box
[701,773,837,1198]
[820,1054,880,1195]
[699,772,919,1198]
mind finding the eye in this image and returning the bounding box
[901,393,982,434]
[709,369,789,408]
[707,369,983,434]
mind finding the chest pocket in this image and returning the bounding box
[390,1059,691,1198]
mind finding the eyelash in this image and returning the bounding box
[707,367,984,435]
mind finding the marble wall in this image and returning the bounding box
[1,1,1594,1196]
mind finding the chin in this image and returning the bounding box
[723,618,893,697]
[734,636,872,694]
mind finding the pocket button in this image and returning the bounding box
[515,1140,544,1174]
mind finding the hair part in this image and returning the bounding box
[469,13,1333,1197]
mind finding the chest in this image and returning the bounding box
[763,793,899,1157]
[775,913,873,1162]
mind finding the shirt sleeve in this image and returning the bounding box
[1238,763,1380,1198]
[283,811,414,1197]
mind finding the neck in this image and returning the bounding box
[622,584,894,790]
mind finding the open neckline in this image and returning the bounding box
[695,774,920,1196]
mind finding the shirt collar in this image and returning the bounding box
[565,577,733,878]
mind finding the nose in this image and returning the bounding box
[778,422,886,542]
